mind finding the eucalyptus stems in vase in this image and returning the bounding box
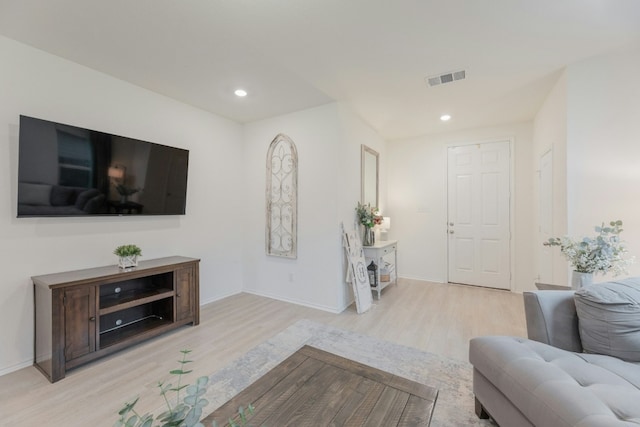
[544,220,634,289]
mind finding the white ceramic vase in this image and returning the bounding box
[118,255,138,269]
[571,271,593,290]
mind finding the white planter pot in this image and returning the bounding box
[118,255,138,269]
[571,271,593,290]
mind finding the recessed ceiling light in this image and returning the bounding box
[440,114,451,121]
[234,89,247,97]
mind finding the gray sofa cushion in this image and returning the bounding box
[470,336,640,427]
[524,290,582,352]
[575,278,640,362]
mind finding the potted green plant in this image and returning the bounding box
[114,244,142,269]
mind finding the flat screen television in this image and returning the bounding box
[17,115,189,217]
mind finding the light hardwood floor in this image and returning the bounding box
[0,279,526,425]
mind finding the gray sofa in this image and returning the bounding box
[469,287,640,426]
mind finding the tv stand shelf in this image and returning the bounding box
[99,288,174,314]
[100,315,172,348]
[33,256,199,383]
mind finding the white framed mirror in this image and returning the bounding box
[361,145,379,208]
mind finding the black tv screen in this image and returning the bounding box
[17,115,189,217]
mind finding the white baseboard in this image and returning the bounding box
[199,290,243,307]
[0,359,33,377]
[243,289,343,314]
[397,274,446,284]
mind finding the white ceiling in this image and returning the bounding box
[1,0,639,140]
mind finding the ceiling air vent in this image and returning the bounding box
[426,69,466,87]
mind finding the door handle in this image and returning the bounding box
[449,230,454,234]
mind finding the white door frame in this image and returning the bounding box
[445,138,514,290]
[538,148,554,284]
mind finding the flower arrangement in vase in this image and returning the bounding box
[544,220,633,289]
[355,202,383,246]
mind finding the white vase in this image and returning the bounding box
[118,255,138,269]
[571,271,593,290]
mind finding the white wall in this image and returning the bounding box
[336,104,388,306]
[0,36,245,374]
[532,71,568,285]
[387,122,535,293]
[564,47,640,281]
[241,103,386,313]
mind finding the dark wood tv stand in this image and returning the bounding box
[33,256,200,383]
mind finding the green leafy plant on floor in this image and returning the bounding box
[211,405,255,427]
[115,350,255,427]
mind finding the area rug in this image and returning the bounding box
[201,319,495,426]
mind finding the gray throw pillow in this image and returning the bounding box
[574,278,640,362]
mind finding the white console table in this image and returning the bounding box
[362,240,398,299]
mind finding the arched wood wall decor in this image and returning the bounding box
[266,133,298,258]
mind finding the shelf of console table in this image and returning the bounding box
[362,240,398,300]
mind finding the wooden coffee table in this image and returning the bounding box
[203,345,438,426]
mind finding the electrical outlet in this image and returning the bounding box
[289,273,294,282]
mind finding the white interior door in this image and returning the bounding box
[538,150,553,283]
[447,141,511,289]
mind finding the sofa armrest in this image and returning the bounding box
[523,290,582,352]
